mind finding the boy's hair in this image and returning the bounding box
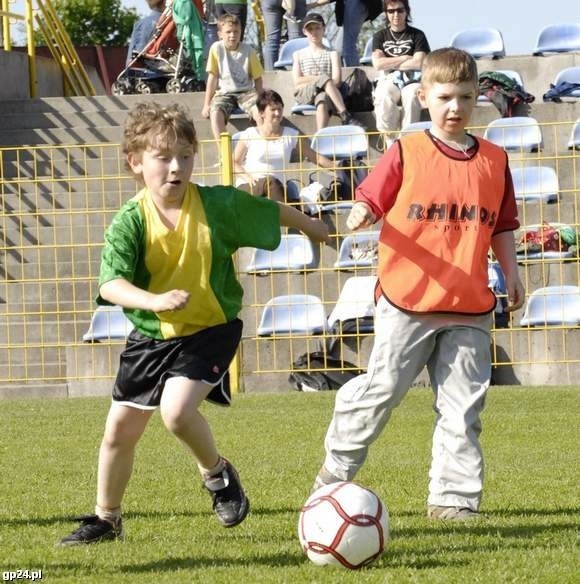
[122,102,198,171]
[217,12,241,29]
[383,0,412,24]
[420,47,478,88]
[256,89,284,112]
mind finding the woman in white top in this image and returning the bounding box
[234,89,334,202]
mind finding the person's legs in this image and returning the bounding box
[373,77,402,134]
[160,376,249,527]
[318,299,436,484]
[400,82,423,129]
[342,0,368,66]
[262,0,283,70]
[426,321,492,516]
[286,0,305,38]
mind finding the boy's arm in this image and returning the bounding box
[202,73,218,118]
[277,202,329,243]
[100,278,190,313]
[491,231,525,312]
[330,50,342,86]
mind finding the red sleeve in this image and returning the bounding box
[493,164,520,234]
[355,142,403,220]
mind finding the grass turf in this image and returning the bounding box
[0,386,578,583]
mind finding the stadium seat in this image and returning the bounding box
[533,23,580,55]
[334,230,379,269]
[399,120,432,136]
[257,294,326,336]
[310,125,368,159]
[298,182,354,215]
[552,66,580,99]
[568,119,580,150]
[290,103,317,115]
[245,233,317,274]
[483,116,543,152]
[82,305,134,342]
[520,286,580,326]
[274,37,331,69]
[511,165,559,203]
[360,37,373,65]
[478,70,524,103]
[327,276,376,334]
[450,27,506,59]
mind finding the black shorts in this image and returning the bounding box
[112,319,243,409]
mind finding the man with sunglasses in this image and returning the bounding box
[371,0,430,148]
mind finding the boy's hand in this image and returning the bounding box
[304,217,330,244]
[201,105,210,119]
[150,289,190,313]
[347,202,376,231]
[505,276,525,312]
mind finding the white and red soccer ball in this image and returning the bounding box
[298,481,389,569]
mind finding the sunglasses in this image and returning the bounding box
[386,8,406,14]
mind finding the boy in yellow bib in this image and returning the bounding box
[59,101,329,545]
[312,48,525,520]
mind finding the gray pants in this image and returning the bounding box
[323,297,493,510]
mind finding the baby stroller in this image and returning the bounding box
[112,0,206,95]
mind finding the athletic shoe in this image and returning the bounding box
[339,111,363,127]
[58,515,124,546]
[310,465,342,494]
[427,505,481,521]
[204,460,249,528]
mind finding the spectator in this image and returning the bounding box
[202,13,264,162]
[371,0,430,147]
[292,12,360,130]
[214,0,249,38]
[261,0,307,70]
[126,0,166,65]
[233,90,334,201]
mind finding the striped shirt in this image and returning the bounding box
[296,47,333,77]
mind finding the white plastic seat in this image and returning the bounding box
[511,165,559,203]
[257,294,326,336]
[478,70,524,103]
[310,125,368,159]
[450,27,506,59]
[298,182,354,215]
[274,37,331,69]
[533,23,580,55]
[245,234,317,274]
[488,261,508,327]
[290,103,316,115]
[82,305,134,342]
[327,276,376,333]
[483,117,543,152]
[520,286,580,326]
[334,231,379,269]
[552,66,580,98]
[360,37,373,65]
[568,119,580,150]
[399,120,432,137]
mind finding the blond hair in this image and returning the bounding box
[217,13,241,30]
[122,102,198,173]
[421,47,478,88]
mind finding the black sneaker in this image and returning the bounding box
[204,460,250,528]
[58,514,124,546]
[340,111,363,127]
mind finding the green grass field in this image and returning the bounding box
[1,387,578,583]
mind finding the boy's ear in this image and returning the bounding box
[416,86,427,108]
[127,152,143,175]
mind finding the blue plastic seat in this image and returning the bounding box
[450,27,505,59]
[399,120,432,137]
[520,286,580,326]
[488,261,509,328]
[511,165,559,203]
[533,23,580,55]
[478,70,524,103]
[552,67,580,98]
[245,234,317,275]
[327,276,376,334]
[274,37,332,69]
[483,116,543,152]
[568,119,580,150]
[310,125,368,159]
[257,294,326,336]
[82,305,134,342]
[334,230,379,269]
[360,37,373,65]
[290,103,317,115]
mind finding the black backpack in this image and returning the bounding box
[343,68,374,112]
[288,351,363,392]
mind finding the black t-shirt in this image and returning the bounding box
[372,25,431,58]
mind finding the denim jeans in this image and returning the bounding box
[341,0,368,66]
[261,0,306,70]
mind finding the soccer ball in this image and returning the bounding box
[298,481,389,569]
